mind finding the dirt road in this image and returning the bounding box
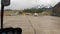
[2,16,60,34]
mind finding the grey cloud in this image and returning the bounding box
[0,0,60,10]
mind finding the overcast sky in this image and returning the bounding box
[0,0,60,10]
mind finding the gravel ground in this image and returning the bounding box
[0,15,60,34]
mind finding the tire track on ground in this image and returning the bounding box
[26,16,36,34]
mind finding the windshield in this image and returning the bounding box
[0,0,60,34]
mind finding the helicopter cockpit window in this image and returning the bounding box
[0,0,60,34]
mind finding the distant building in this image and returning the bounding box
[52,2,60,16]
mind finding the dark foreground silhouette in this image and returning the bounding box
[0,27,22,34]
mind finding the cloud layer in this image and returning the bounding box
[0,0,60,10]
